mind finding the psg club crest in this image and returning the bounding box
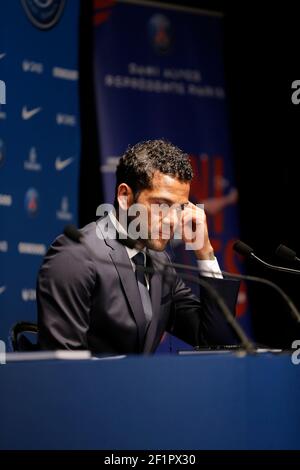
[148,14,172,55]
[24,188,39,216]
[21,0,66,30]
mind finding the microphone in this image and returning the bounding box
[233,240,300,275]
[142,241,300,323]
[63,225,255,354]
[233,240,254,258]
[275,244,300,264]
[64,224,82,243]
[146,246,300,325]
[221,271,300,324]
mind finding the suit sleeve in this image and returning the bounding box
[166,263,241,347]
[37,238,96,350]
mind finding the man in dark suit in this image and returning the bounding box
[37,139,240,353]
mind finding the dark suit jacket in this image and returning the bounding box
[37,216,240,354]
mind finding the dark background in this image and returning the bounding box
[79,0,300,348]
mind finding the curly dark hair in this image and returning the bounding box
[115,139,193,203]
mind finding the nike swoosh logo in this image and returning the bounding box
[0,286,6,295]
[55,156,74,171]
[0,53,6,60]
[22,106,42,120]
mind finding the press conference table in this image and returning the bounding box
[0,352,300,450]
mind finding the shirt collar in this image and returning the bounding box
[108,211,146,263]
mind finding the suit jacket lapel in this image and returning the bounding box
[97,216,147,351]
[97,216,164,353]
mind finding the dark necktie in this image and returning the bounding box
[132,252,153,324]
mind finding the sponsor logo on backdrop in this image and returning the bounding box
[55,155,74,171]
[24,147,42,171]
[0,139,5,168]
[0,80,6,105]
[0,52,6,104]
[22,59,44,74]
[21,0,66,30]
[24,188,39,216]
[22,105,42,120]
[0,194,12,206]
[52,66,78,81]
[21,289,36,302]
[18,242,46,255]
[0,241,8,253]
[0,68,6,115]
[56,196,73,221]
[56,113,76,126]
[148,14,172,55]
[0,286,6,295]
[0,340,5,365]
[100,156,120,174]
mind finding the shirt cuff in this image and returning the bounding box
[197,258,223,279]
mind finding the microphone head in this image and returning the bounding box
[64,224,82,243]
[233,240,254,258]
[275,244,296,262]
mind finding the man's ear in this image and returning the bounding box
[117,183,134,210]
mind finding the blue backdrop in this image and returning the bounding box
[0,0,81,347]
[93,0,252,349]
